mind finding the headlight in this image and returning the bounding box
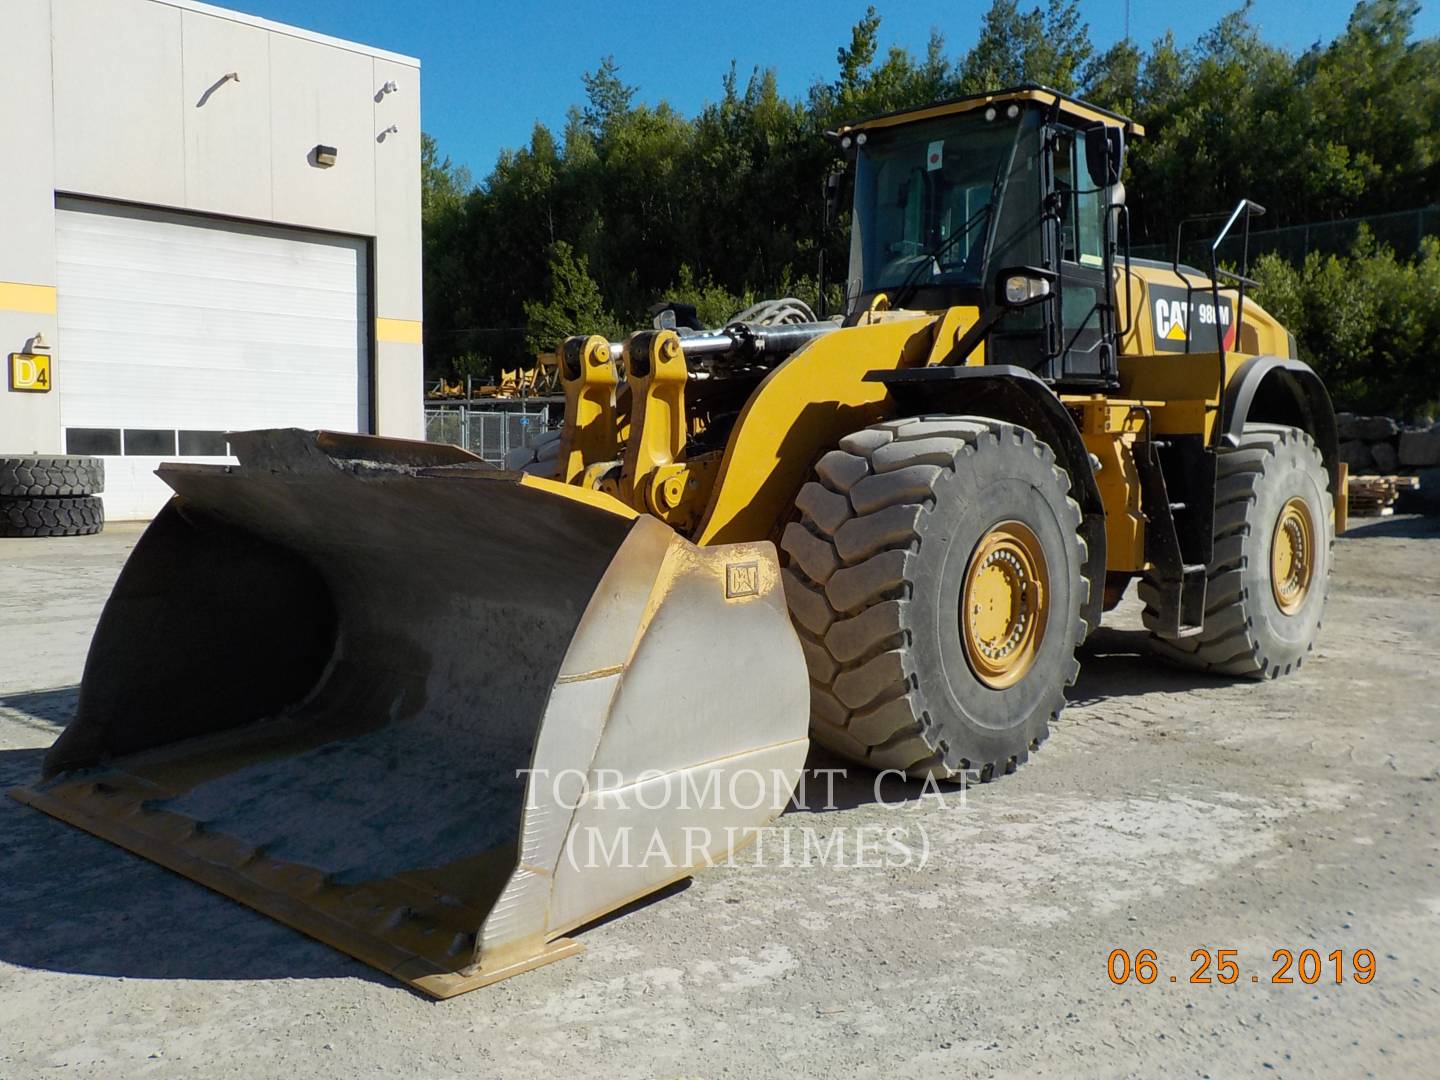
[1004,274,1051,305]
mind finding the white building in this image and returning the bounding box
[0,0,423,519]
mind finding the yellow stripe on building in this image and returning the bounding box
[0,282,58,315]
[376,317,422,345]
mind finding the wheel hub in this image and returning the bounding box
[1271,496,1315,615]
[961,521,1048,689]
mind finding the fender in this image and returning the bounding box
[866,365,1107,638]
[1221,355,1340,499]
[694,316,933,546]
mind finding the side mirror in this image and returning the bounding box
[1084,125,1125,187]
[997,266,1057,309]
[823,170,845,226]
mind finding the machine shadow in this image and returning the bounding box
[0,686,81,728]
[784,743,987,813]
[1339,513,1439,540]
[1068,625,1240,703]
[782,623,1241,817]
[0,737,402,990]
[0,622,1246,988]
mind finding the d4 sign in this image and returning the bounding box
[8,352,51,393]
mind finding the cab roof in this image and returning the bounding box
[838,84,1145,139]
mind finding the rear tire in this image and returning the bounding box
[780,416,1088,781]
[0,496,105,537]
[0,455,104,497]
[1142,423,1331,677]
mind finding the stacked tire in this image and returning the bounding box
[0,456,105,537]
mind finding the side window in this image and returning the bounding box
[1053,131,1077,262]
[1053,129,1105,268]
[1075,169,1104,268]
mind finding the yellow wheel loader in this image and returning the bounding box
[13,85,1342,997]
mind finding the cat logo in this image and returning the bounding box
[1149,285,1235,353]
[1154,299,1191,342]
[725,560,760,599]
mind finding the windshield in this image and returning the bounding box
[851,113,1020,296]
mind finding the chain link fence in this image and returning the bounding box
[424,402,559,464]
[1134,206,1440,268]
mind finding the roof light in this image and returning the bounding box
[984,106,997,121]
[1006,104,1020,119]
[855,132,867,146]
[841,135,852,150]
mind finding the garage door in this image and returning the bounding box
[56,199,370,520]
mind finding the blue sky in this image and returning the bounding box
[234,1,1438,181]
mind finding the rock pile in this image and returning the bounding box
[1337,414,1440,474]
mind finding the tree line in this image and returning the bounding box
[421,0,1440,415]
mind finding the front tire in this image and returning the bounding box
[1142,423,1332,677]
[780,417,1088,781]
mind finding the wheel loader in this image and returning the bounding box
[13,85,1342,997]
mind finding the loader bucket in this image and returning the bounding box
[10,429,809,998]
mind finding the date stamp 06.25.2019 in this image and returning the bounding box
[1108,948,1376,987]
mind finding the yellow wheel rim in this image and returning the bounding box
[1270,496,1316,615]
[961,521,1048,689]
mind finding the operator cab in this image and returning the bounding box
[837,86,1140,389]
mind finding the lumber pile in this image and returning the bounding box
[1347,474,1420,517]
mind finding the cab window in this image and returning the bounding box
[853,113,1021,294]
[1051,129,1105,269]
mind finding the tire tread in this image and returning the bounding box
[0,456,104,497]
[1142,424,1331,678]
[0,495,105,537]
[780,416,1087,780]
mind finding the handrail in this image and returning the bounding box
[1170,199,1266,363]
[1115,202,1134,339]
[1208,199,1265,364]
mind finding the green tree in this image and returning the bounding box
[1083,38,1142,116]
[420,133,475,377]
[418,0,1440,413]
[661,265,752,328]
[1288,0,1440,219]
[1253,230,1440,416]
[960,0,1093,93]
[522,241,621,357]
[421,132,471,217]
[582,56,637,135]
[835,6,882,92]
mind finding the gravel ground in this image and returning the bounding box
[1,515,1437,1079]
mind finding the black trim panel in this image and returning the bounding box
[1221,355,1340,497]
